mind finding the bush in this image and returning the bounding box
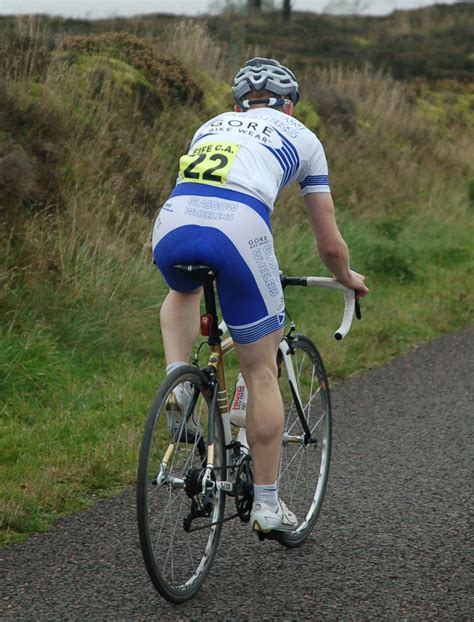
[0,83,67,216]
[59,33,203,105]
[304,82,357,135]
[0,141,36,212]
[364,241,418,283]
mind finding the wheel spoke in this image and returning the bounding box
[137,369,226,601]
[290,445,306,505]
[278,337,331,543]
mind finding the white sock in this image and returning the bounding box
[253,482,278,510]
[166,361,187,375]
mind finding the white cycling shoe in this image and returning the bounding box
[250,499,298,533]
[165,382,200,437]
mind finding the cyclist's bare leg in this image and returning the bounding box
[160,288,202,364]
[234,328,284,485]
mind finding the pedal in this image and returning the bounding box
[218,480,234,492]
[255,530,286,544]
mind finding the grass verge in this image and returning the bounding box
[1,18,473,545]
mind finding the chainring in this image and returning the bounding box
[234,454,254,522]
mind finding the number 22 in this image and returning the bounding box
[183,153,228,183]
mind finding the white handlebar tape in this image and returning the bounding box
[219,278,355,341]
[305,277,356,340]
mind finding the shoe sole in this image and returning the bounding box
[251,519,297,533]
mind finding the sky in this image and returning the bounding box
[0,0,464,18]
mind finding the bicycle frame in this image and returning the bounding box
[138,269,359,600]
[157,270,357,495]
[196,325,304,495]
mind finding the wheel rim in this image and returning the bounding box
[278,338,331,536]
[138,373,225,596]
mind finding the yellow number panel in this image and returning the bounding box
[179,142,240,187]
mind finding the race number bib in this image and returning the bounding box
[179,142,240,187]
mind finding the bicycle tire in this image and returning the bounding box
[136,365,226,603]
[277,334,332,548]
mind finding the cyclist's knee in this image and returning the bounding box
[240,360,277,389]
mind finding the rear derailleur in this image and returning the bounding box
[183,468,215,532]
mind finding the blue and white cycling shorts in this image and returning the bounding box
[152,183,285,344]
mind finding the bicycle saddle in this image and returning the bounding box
[173,264,216,283]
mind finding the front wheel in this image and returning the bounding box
[136,365,226,603]
[277,334,332,547]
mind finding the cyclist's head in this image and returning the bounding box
[232,57,300,113]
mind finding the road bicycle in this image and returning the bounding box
[136,264,360,603]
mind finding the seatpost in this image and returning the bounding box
[202,277,221,346]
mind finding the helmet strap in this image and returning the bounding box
[241,97,288,109]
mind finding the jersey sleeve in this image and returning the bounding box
[298,134,331,195]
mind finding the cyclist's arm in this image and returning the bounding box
[304,192,369,297]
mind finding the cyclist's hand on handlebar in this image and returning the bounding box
[338,269,369,299]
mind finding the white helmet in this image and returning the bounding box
[232,57,300,108]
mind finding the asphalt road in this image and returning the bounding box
[1,326,472,620]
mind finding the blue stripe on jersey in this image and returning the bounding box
[170,182,270,229]
[153,225,269,326]
[279,131,299,170]
[278,130,299,186]
[278,149,292,188]
[262,129,300,190]
[228,313,285,344]
[263,145,289,189]
[299,175,329,189]
[189,132,214,149]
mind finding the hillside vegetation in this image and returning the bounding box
[208,2,474,81]
[0,9,473,544]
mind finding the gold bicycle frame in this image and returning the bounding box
[159,268,236,482]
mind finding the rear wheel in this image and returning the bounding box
[277,335,332,547]
[137,366,226,603]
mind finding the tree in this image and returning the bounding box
[283,0,292,22]
[210,0,274,15]
[247,0,262,13]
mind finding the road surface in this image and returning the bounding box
[1,326,472,620]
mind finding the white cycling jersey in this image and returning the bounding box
[153,106,331,344]
[177,107,330,211]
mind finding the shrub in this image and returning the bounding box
[0,140,36,212]
[59,33,203,105]
[304,82,357,136]
[0,83,67,217]
[364,241,418,283]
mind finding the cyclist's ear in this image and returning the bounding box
[283,101,294,116]
[234,105,243,112]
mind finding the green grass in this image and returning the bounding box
[0,254,167,544]
[0,338,159,541]
[1,17,473,545]
[274,202,473,380]
[2,201,472,545]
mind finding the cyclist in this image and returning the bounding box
[152,57,368,533]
